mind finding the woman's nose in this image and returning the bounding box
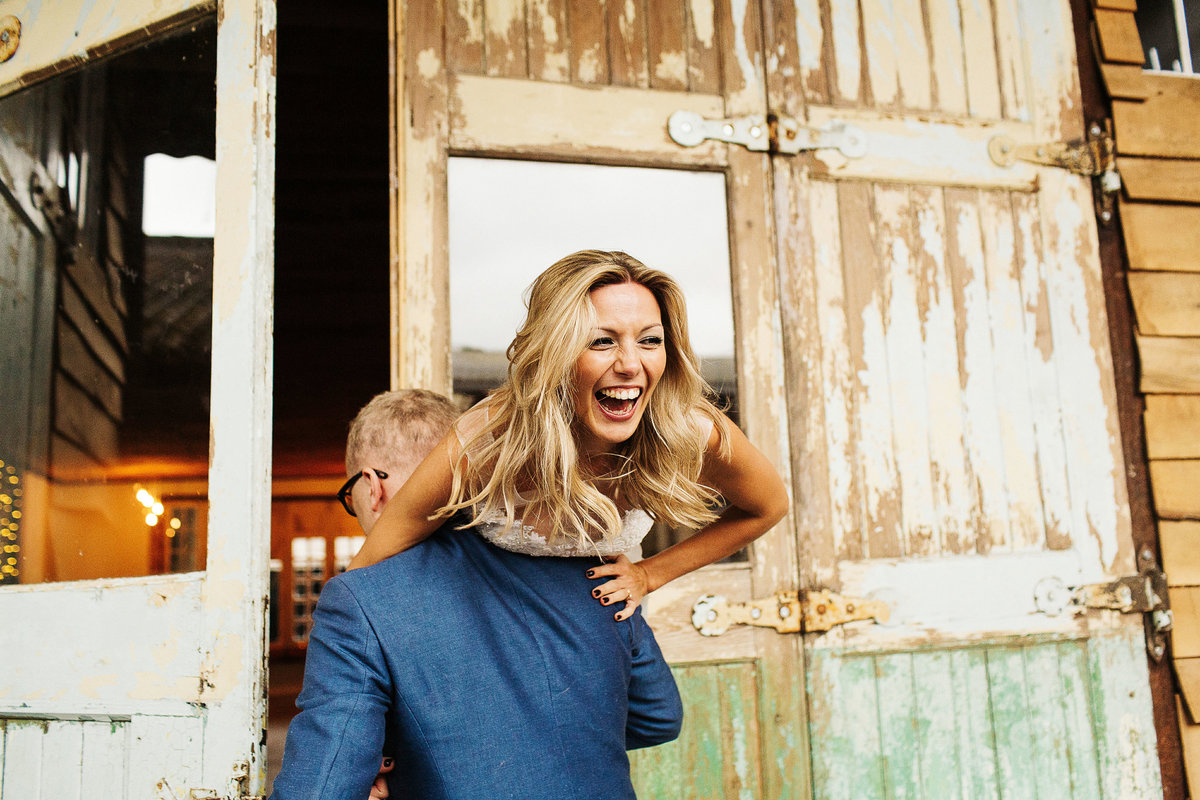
[613,347,639,375]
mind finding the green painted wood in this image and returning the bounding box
[630,662,761,800]
[806,629,1160,800]
[875,653,921,798]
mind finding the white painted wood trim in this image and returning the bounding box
[0,0,213,98]
[199,0,275,793]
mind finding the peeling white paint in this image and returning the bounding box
[417,48,441,80]
[829,0,861,102]
[793,0,823,74]
[689,0,715,48]
[654,52,688,86]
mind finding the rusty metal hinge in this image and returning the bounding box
[187,760,263,800]
[691,589,889,637]
[1034,550,1173,661]
[667,110,868,158]
[988,120,1121,224]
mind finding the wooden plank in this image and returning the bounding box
[807,651,886,800]
[565,0,608,84]
[1123,203,1200,272]
[606,0,649,87]
[1094,8,1145,65]
[1057,640,1103,799]
[959,0,1002,118]
[1128,272,1200,336]
[775,169,839,582]
[1012,191,1073,550]
[716,662,762,798]
[1137,336,1200,393]
[979,190,1045,550]
[647,0,688,91]
[839,181,902,559]
[1094,0,1137,10]
[875,654,921,795]
[445,0,485,73]
[1118,157,1200,203]
[449,75,726,165]
[80,720,128,797]
[1180,695,1200,796]
[926,0,967,114]
[1115,94,1200,159]
[54,373,119,462]
[1160,520,1200,585]
[812,177,864,565]
[1178,661,1200,723]
[787,0,828,105]
[950,648,1000,797]
[2,719,44,797]
[1100,62,1153,99]
[526,0,568,81]
[893,0,930,110]
[60,279,126,381]
[41,720,84,800]
[56,320,123,422]
[987,647,1038,798]
[62,252,127,352]
[676,667,724,798]
[873,184,938,556]
[685,0,720,94]
[1022,645,1075,799]
[911,185,974,555]
[1174,587,1200,659]
[993,0,1031,120]
[1148,459,1200,517]
[827,0,861,104]
[1087,626,1162,798]
[484,0,528,78]
[945,187,1008,553]
[1144,395,1200,460]
[911,651,962,799]
[860,0,899,107]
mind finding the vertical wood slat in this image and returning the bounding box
[1057,641,1103,799]
[607,0,649,87]
[1087,625,1163,796]
[790,0,828,104]
[1022,645,1077,799]
[926,0,967,114]
[808,651,885,800]
[80,721,127,798]
[566,0,608,84]
[951,648,1001,797]
[992,0,1031,120]
[959,0,1003,118]
[3,719,45,798]
[910,185,973,555]
[894,0,932,109]
[717,663,763,798]
[978,190,1045,550]
[828,0,861,104]
[445,0,485,73]
[647,0,688,90]
[873,184,938,556]
[913,651,963,799]
[986,647,1037,797]
[861,0,900,106]
[875,653,922,795]
[945,187,1008,553]
[685,0,720,93]
[40,721,84,800]
[1011,191,1074,550]
[484,0,528,78]
[526,0,569,81]
[838,181,902,559]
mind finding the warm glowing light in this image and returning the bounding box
[165,529,176,539]
[145,513,158,526]
[170,518,182,530]
[152,502,165,516]
[136,489,154,507]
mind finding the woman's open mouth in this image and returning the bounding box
[596,387,642,420]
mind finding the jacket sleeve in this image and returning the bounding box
[268,576,390,800]
[624,614,683,750]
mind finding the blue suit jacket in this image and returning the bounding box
[269,527,682,800]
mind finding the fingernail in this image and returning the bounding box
[592,589,601,597]
[602,598,609,605]
[587,570,595,577]
[383,758,393,767]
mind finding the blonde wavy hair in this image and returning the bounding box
[438,250,730,548]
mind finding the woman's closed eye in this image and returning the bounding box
[639,335,664,348]
[590,336,616,349]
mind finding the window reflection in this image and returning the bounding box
[0,19,216,585]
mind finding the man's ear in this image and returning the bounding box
[366,469,389,514]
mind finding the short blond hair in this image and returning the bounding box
[345,389,460,480]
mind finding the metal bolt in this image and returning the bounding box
[846,603,855,613]
[1140,548,1154,562]
[749,125,762,138]
[750,607,761,619]
[816,604,827,615]
[778,605,791,618]
[681,122,692,133]
[723,124,734,136]
[1000,142,1011,154]
[1100,210,1112,222]
[707,610,717,622]
[1,31,8,44]
[1089,123,1102,137]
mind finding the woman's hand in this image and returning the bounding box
[368,757,394,798]
[587,554,651,622]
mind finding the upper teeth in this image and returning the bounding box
[601,388,641,401]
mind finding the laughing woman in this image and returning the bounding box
[347,249,788,621]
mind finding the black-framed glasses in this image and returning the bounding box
[336,469,389,517]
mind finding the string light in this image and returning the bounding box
[0,460,18,581]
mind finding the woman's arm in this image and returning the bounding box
[588,413,789,620]
[346,434,457,570]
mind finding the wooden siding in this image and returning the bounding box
[1093,0,1200,790]
[803,628,1158,800]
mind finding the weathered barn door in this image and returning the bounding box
[391,0,810,795]
[764,1,1162,797]
[0,0,274,797]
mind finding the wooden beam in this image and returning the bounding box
[1094,0,1137,10]
[1161,521,1200,586]
[1179,696,1200,795]
[1129,272,1200,336]
[1095,9,1145,64]
[1123,203,1200,271]
[1145,395,1200,459]
[1138,337,1200,393]
[1148,459,1200,517]
[1175,587,1200,658]
[1101,63,1152,99]
[1120,157,1200,203]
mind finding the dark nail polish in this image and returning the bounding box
[592,589,600,597]
[587,570,595,577]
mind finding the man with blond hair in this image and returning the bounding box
[270,389,682,800]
